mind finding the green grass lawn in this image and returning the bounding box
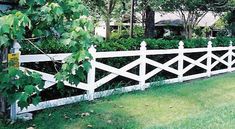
[1,73,235,129]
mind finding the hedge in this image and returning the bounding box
[20,37,235,54]
[19,37,235,96]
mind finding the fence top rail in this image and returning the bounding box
[20,53,71,63]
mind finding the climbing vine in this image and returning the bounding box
[0,0,95,109]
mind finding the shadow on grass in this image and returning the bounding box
[1,100,140,129]
[1,73,235,129]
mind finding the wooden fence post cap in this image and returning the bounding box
[179,41,184,46]
[208,41,212,46]
[179,41,184,49]
[140,41,147,47]
[230,41,233,46]
[13,40,21,49]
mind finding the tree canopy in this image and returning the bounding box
[0,0,95,109]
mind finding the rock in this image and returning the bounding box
[26,127,34,129]
[64,114,69,119]
[81,112,90,117]
[87,124,93,128]
[107,120,112,124]
[119,106,124,108]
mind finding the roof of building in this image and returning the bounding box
[154,11,220,27]
[96,11,220,27]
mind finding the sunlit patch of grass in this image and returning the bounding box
[1,73,235,129]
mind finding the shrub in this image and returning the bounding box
[110,26,144,40]
[20,37,235,55]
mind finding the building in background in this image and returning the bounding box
[95,11,220,38]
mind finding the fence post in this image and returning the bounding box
[207,41,212,77]
[87,45,96,101]
[228,41,233,72]
[178,41,184,82]
[10,40,21,121]
[139,41,147,90]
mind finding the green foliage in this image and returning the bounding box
[0,11,31,47]
[0,0,95,109]
[20,39,70,54]
[0,66,44,109]
[111,26,144,40]
[95,37,235,52]
[20,37,235,54]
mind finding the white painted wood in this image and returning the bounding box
[17,77,182,114]
[145,56,179,80]
[183,48,208,53]
[231,68,235,71]
[139,41,147,90]
[17,40,235,117]
[231,52,235,58]
[145,49,179,55]
[212,47,229,51]
[18,94,87,114]
[228,41,233,72]
[95,58,141,88]
[207,41,212,77]
[87,45,96,100]
[20,67,89,91]
[211,69,228,75]
[211,53,229,67]
[146,58,179,75]
[183,56,207,70]
[95,61,141,81]
[231,59,235,66]
[211,52,229,69]
[178,41,184,82]
[11,41,21,120]
[20,67,56,82]
[20,53,71,63]
[183,54,207,74]
[183,73,207,81]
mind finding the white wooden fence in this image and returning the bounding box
[11,40,235,119]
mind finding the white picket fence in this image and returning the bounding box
[11,40,235,119]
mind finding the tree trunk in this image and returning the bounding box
[130,0,135,38]
[231,10,235,36]
[105,16,111,40]
[0,47,8,117]
[185,24,193,39]
[144,6,155,38]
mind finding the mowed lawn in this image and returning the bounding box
[1,73,235,129]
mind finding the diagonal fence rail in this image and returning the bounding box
[11,40,235,119]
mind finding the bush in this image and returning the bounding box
[20,37,235,54]
[110,26,144,40]
[21,39,70,54]
[19,36,235,94]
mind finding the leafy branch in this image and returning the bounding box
[0,0,96,109]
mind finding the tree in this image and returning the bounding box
[230,10,235,36]
[161,0,232,39]
[225,9,235,36]
[207,0,235,36]
[0,0,95,110]
[137,0,163,38]
[84,0,122,40]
